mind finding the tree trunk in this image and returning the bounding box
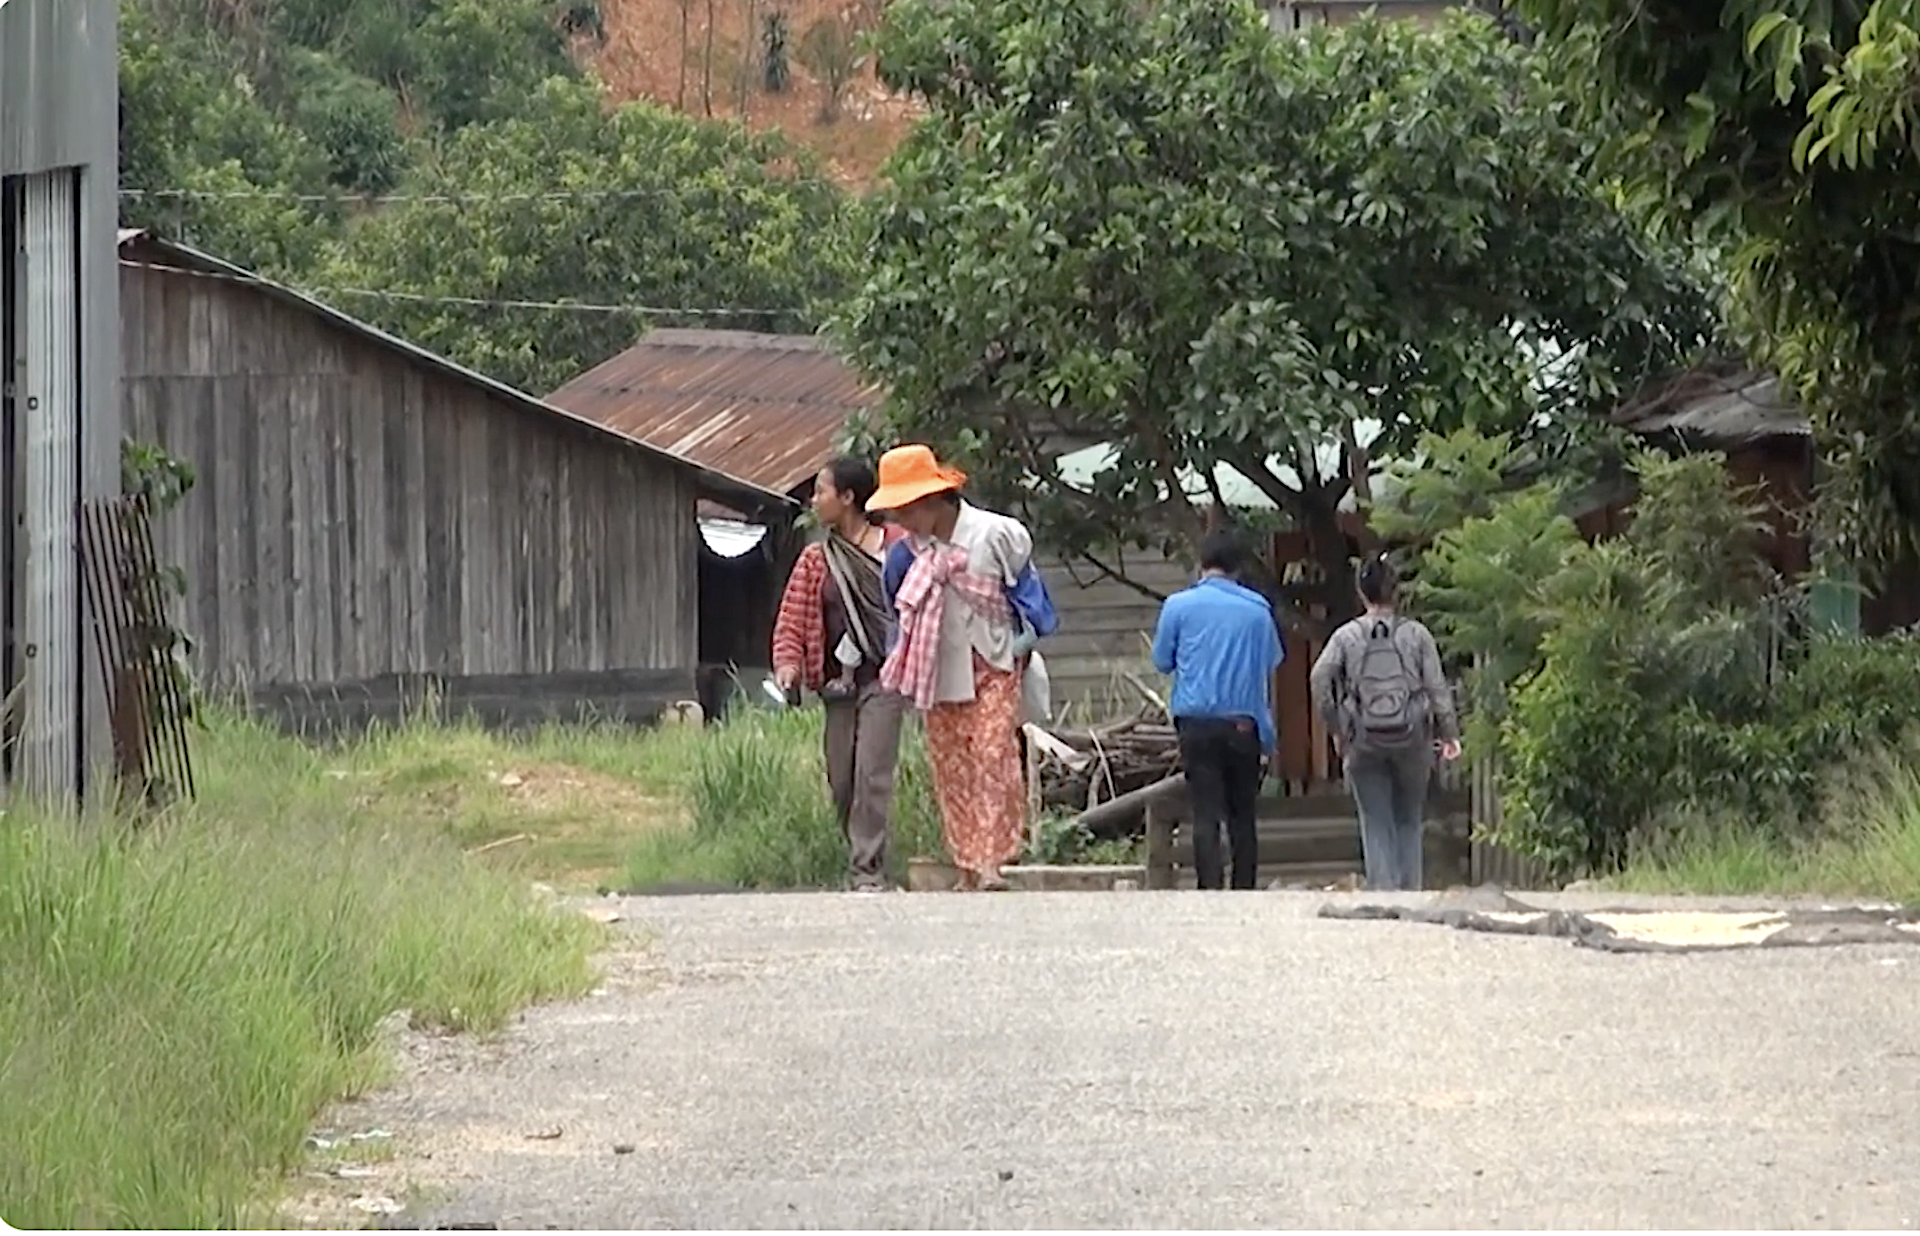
[735,0,758,115]
[1277,488,1360,644]
[702,0,717,115]
[678,0,691,110]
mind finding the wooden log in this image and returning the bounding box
[1075,772,1187,836]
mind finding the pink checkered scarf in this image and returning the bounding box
[882,544,1011,711]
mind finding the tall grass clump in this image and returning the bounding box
[625,704,945,890]
[1618,733,1920,904]
[0,711,599,1229]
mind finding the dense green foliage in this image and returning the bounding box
[1400,434,1920,877]
[1515,0,1920,570]
[118,0,854,392]
[317,80,856,393]
[839,0,1710,617]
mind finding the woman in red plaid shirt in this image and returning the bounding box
[770,456,908,893]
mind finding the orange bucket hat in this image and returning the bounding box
[866,444,967,512]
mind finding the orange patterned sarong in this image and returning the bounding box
[924,655,1026,875]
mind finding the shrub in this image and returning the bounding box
[1621,731,1920,904]
[1481,450,1811,875]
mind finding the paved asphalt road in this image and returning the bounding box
[350,890,1920,1230]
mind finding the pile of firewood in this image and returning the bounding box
[1026,707,1181,816]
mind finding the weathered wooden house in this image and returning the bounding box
[546,330,1195,717]
[545,329,865,683]
[1606,360,1920,633]
[2,0,124,801]
[118,233,795,732]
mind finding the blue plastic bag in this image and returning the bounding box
[1005,562,1060,638]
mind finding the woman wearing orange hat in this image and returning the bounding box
[869,445,1038,892]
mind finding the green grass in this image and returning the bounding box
[0,710,601,1229]
[1616,740,1920,904]
[297,706,705,890]
[623,704,945,891]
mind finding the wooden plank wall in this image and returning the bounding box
[249,667,699,738]
[1037,552,1194,722]
[119,252,698,692]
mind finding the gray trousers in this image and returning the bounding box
[823,684,906,887]
[1344,745,1434,892]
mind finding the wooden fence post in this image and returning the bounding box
[1144,800,1175,890]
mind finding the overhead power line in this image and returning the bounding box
[120,185,830,206]
[117,257,798,319]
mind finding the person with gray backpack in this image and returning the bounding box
[1309,554,1461,891]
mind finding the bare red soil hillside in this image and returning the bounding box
[586,0,921,186]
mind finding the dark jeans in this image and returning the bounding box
[1344,745,1434,892]
[1176,716,1264,890]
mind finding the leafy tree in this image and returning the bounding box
[283,49,410,194]
[319,79,858,393]
[405,0,586,131]
[1513,0,1920,570]
[119,1,343,275]
[837,0,1712,625]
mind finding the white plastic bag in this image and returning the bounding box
[1020,649,1052,725]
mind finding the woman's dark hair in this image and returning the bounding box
[824,455,880,523]
[1357,552,1398,606]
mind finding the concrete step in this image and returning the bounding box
[1002,863,1146,892]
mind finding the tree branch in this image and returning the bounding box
[1226,449,1307,518]
[1075,549,1175,603]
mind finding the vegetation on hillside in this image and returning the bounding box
[316,78,856,393]
[119,0,855,392]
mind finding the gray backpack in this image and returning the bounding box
[1347,617,1427,752]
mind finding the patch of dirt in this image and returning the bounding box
[277,933,672,1229]
[586,0,922,187]
[487,761,678,824]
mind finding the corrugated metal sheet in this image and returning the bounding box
[2,0,124,803]
[1615,362,1811,445]
[545,328,881,500]
[16,168,82,799]
[1,0,117,175]
[117,233,798,520]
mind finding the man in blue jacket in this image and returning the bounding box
[1151,531,1285,890]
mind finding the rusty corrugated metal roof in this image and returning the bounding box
[545,328,882,499]
[1614,360,1810,446]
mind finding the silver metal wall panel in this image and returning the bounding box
[1,0,121,799]
[14,169,81,800]
[0,0,114,176]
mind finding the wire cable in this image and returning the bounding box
[117,257,800,319]
[120,185,830,206]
